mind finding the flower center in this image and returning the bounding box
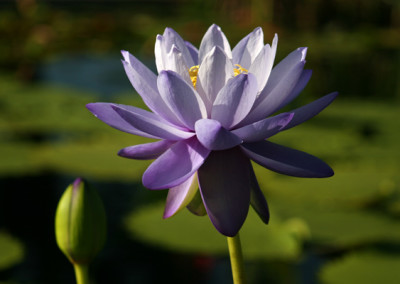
[188,64,248,89]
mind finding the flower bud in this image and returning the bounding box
[55,178,106,264]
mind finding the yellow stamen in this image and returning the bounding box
[188,64,248,89]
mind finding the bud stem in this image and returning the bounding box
[73,263,90,284]
[227,232,247,284]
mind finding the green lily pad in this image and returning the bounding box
[0,231,24,270]
[320,251,400,284]
[124,202,308,260]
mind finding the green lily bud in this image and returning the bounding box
[55,178,106,265]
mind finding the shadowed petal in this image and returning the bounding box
[278,69,312,109]
[186,190,207,216]
[118,140,175,160]
[185,41,199,65]
[112,104,194,140]
[241,140,334,178]
[249,163,270,224]
[211,73,258,129]
[232,27,264,68]
[199,24,232,64]
[158,70,207,130]
[86,102,158,139]
[232,112,294,142]
[281,92,338,131]
[198,147,251,237]
[195,119,242,151]
[143,137,210,189]
[197,46,234,113]
[163,173,198,218]
[121,51,182,127]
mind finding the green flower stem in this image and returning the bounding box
[73,263,90,284]
[227,233,247,284]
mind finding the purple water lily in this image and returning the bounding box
[87,24,337,237]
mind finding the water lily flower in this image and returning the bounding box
[87,24,337,237]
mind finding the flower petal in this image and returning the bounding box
[278,69,312,109]
[196,46,234,112]
[211,73,258,129]
[86,102,158,139]
[232,112,294,142]
[156,28,195,72]
[241,48,306,125]
[198,24,232,64]
[142,137,210,189]
[163,173,198,218]
[198,147,251,237]
[186,190,207,216]
[112,104,194,140]
[162,45,192,84]
[241,140,334,178]
[249,163,270,224]
[195,119,242,151]
[248,34,278,92]
[158,70,207,130]
[281,92,338,131]
[121,51,182,127]
[185,41,199,65]
[118,140,175,160]
[232,27,264,69]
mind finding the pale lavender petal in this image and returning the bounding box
[86,102,158,139]
[281,92,338,131]
[249,163,269,224]
[211,73,258,129]
[142,137,210,189]
[241,60,305,125]
[161,27,195,69]
[185,41,199,65]
[196,46,234,113]
[162,44,192,84]
[248,34,278,92]
[163,174,198,218]
[232,112,294,142]
[121,51,182,127]
[198,24,232,64]
[195,119,242,151]
[157,70,207,130]
[118,140,175,160]
[155,35,164,72]
[241,140,334,178]
[232,27,264,68]
[112,104,194,140]
[198,147,251,237]
[278,69,312,109]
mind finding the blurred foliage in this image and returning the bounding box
[0,231,24,270]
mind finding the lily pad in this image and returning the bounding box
[124,202,308,260]
[320,250,400,284]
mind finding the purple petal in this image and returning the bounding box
[232,112,294,142]
[86,102,158,139]
[241,140,334,178]
[118,140,175,160]
[198,147,251,237]
[121,51,182,127]
[278,69,312,109]
[163,174,198,218]
[196,46,234,113]
[248,34,278,92]
[195,119,242,151]
[211,73,258,129]
[232,27,264,69]
[249,163,269,224]
[112,104,194,140]
[281,92,338,131]
[198,24,232,64]
[162,45,192,84]
[142,137,210,189]
[157,70,207,130]
[185,41,199,65]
